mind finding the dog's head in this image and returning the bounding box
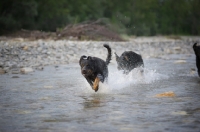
[79,55,95,77]
[115,52,129,71]
[193,43,200,58]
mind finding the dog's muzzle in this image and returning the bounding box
[81,69,93,77]
[81,69,87,77]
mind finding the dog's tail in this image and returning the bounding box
[103,44,112,65]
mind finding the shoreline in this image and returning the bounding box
[0,36,199,74]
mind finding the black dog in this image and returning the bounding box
[79,44,111,92]
[193,43,200,77]
[115,51,144,74]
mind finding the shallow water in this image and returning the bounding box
[0,54,200,132]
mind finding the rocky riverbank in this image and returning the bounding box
[0,36,199,74]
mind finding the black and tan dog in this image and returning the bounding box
[115,51,144,74]
[193,43,200,77]
[79,44,111,92]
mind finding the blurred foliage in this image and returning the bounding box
[0,0,200,36]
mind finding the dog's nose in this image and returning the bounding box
[82,70,87,74]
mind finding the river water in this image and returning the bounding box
[0,54,200,132]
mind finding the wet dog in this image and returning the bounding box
[115,51,144,74]
[193,43,200,77]
[79,44,111,92]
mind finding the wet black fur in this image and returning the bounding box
[115,51,144,74]
[193,43,200,77]
[79,44,111,91]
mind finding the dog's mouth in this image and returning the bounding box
[82,73,88,77]
[81,69,93,77]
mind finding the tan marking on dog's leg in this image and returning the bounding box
[93,77,100,92]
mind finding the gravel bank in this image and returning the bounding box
[0,36,199,74]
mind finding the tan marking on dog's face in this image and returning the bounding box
[93,77,100,92]
[87,69,93,75]
[80,63,84,68]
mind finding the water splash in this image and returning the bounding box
[103,68,167,93]
[81,66,168,94]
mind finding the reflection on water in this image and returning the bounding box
[82,95,105,109]
[0,54,200,132]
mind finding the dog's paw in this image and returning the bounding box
[93,85,99,92]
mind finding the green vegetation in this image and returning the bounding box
[0,0,200,36]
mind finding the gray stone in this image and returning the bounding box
[11,64,18,69]
[12,76,20,78]
[3,67,10,73]
[20,67,34,74]
[46,51,51,55]
[4,61,12,67]
[0,61,4,67]
[36,67,44,71]
[0,68,5,74]
[37,47,43,52]
[174,60,187,64]
[56,55,61,59]
[42,49,47,54]
[12,69,20,74]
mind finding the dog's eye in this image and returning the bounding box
[81,63,88,68]
[81,63,84,67]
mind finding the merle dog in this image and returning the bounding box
[79,44,111,92]
[193,43,200,77]
[115,51,144,74]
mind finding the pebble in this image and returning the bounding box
[154,91,176,97]
[0,37,199,74]
[173,46,181,51]
[36,67,44,71]
[174,60,187,64]
[23,46,28,50]
[20,67,34,74]
[3,67,9,73]
[171,111,188,116]
[12,76,20,78]
[0,68,5,74]
[12,70,20,74]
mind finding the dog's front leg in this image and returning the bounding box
[93,74,104,92]
[93,77,100,92]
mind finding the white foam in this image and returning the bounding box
[81,65,168,94]
[107,68,167,91]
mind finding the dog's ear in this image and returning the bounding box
[193,43,197,49]
[79,55,87,65]
[80,55,87,62]
[115,52,119,62]
[193,43,200,49]
[87,56,92,60]
[80,55,87,60]
[193,43,200,57]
